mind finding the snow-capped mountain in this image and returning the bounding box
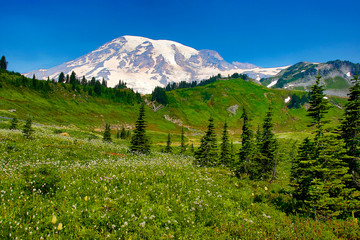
[26,35,287,93]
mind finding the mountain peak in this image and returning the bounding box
[25,36,285,93]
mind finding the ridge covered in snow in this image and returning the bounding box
[26,35,287,93]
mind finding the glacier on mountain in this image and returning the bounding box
[26,35,287,93]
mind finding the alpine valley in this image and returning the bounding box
[1,34,360,240]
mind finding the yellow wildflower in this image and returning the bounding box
[51,215,57,225]
[264,186,268,191]
[84,196,88,201]
[104,186,108,191]
[58,223,63,231]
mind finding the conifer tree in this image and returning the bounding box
[307,72,330,146]
[220,121,231,166]
[65,74,69,84]
[58,72,65,83]
[180,127,187,154]
[81,76,87,85]
[9,117,18,130]
[22,118,34,139]
[0,56,8,70]
[291,138,315,209]
[103,123,112,142]
[116,129,120,139]
[238,108,255,174]
[340,74,360,188]
[307,135,359,219]
[120,126,127,139]
[194,117,218,167]
[130,103,150,154]
[32,75,37,89]
[94,80,102,95]
[164,133,172,153]
[259,108,278,179]
[291,73,360,219]
[69,71,77,85]
[190,143,194,154]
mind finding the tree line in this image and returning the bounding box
[151,73,250,105]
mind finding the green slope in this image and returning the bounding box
[0,71,346,143]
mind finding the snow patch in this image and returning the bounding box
[346,72,351,77]
[267,80,278,88]
[284,96,291,103]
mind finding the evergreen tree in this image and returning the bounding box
[180,127,187,154]
[58,72,65,83]
[307,135,359,219]
[94,80,102,95]
[307,72,330,146]
[90,77,96,86]
[194,117,218,167]
[130,103,150,154]
[151,86,168,105]
[102,78,107,87]
[164,133,172,153]
[120,126,126,139]
[340,74,360,188]
[69,71,77,85]
[81,76,87,85]
[238,108,255,175]
[65,74,70,84]
[9,117,18,130]
[103,123,112,142]
[0,56,8,70]
[220,121,231,166]
[32,75,37,89]
[116,129,120,139]
[255,124,262,149]
[22,118,34,139]
[259,108,278,180]
[291,138,315,209]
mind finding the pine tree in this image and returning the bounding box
[130,103,150,154]
[238,108,255,175]
[220,121,231,166]
[259,108,278,180]
[22,118,34,139]
[116,129,120,139]
[180,127,187,154]
[0,56,8,70]
[306,135,359,219]
[120,126,126,139]
[190,143,194,154]
[340,74,360,188]
[194,117,218,167]
[102,78,107,87]
[81,76,87,85]
[291,138,315,209]
[307,72,331,146]
[103,123,112,142]
[69,71,77,85]
[164,133,172,153]
[58,72,65,83]
[9,117,18,130]
[94,80,102,95]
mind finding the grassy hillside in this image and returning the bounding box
[1,128,359,239]
[0,70,347,144]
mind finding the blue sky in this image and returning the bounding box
[1,0,360,73]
